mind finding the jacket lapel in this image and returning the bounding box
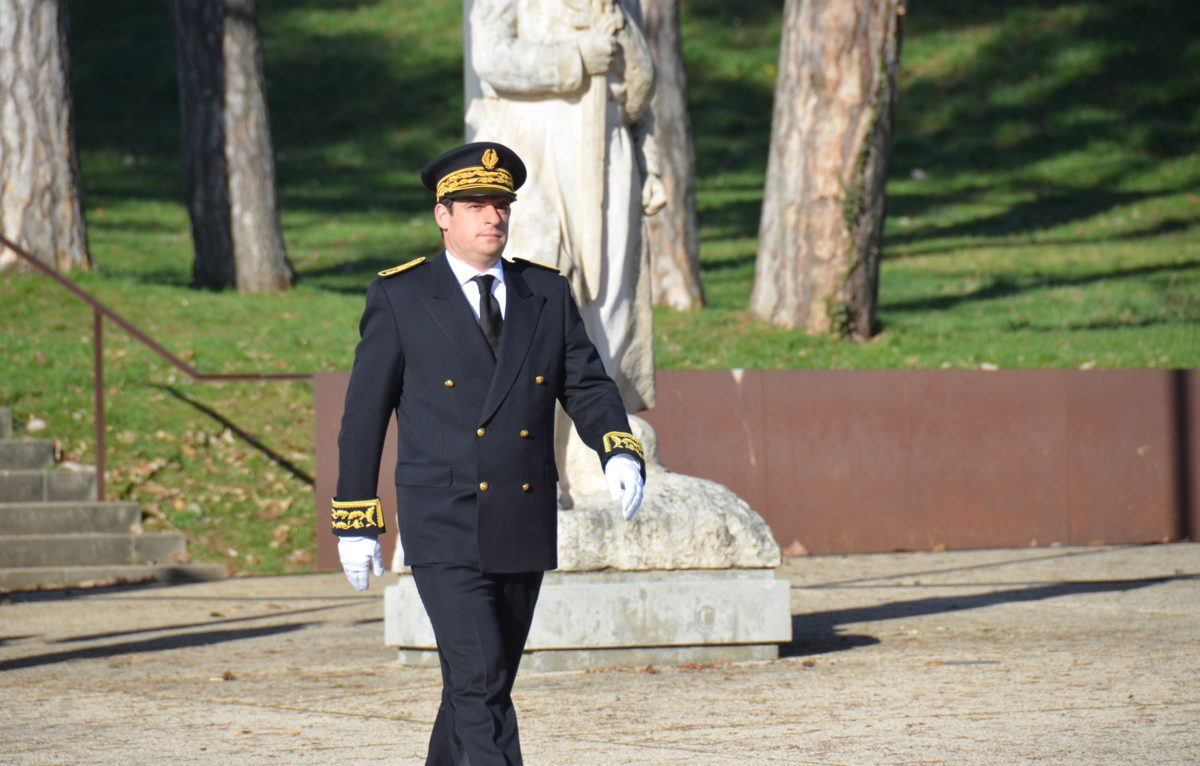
[419,254,497,374]
[480,263,545,424]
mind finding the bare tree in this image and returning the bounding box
[637,0,703,310]
[170,0,293,292]
[0,0,90,272]
[751,0,903,338]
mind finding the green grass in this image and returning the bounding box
[2,0,1197,573]
[659,0,1200,369]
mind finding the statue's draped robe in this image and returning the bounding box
[466,0,656,412]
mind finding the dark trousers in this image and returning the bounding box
[411,564,544,766]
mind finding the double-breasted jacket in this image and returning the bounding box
[332,253,643,573]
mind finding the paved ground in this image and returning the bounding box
[1,543,1197,765]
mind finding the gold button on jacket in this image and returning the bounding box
[479,481,489,491]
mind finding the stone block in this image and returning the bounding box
[395,643,779,672]
[0,533,133,568]
[0,563,226,591]
[133,532,187,565]
[382,417,791,671]
[0,440,55,470]
[0,532,183,567]
[0,471,45,503]
[0,502,140,535]
[45,471,97,502]
[385,569,792,669]
[556,415,782,570]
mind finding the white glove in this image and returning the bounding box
[337,535,383,591]
[604,454,644,521]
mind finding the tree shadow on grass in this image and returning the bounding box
[291,247,434,295]
[886,0,1199,241]
[886,181,1198,253]
[882,258,1199,314]
[699,253,755,275]
[686,0,1200,316]
[67,0,1200,295]
[886,216,1199,260]
[67,0,462,288]
[69,0,462,208]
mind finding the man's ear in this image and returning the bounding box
[433,202,451,231]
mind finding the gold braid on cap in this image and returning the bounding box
[436,167,515,199]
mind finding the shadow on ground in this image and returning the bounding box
[779,573,1197,658]
[0,623,309,673]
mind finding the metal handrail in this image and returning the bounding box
[0,232,313,499]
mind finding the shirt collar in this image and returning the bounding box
[444,250,505,287]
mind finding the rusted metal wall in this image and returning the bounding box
[316,370,1199,567]
[641,370,1199,554]
[315,373,400,571]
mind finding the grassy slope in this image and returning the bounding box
[1,0,1197,572]
[660,0,1200,368]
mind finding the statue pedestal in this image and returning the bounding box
[383,416,794,669]
[385,567,791,671]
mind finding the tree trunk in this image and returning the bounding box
[170,0,293,292]
[171,0,232,287]
[0,0,90,273]
[750,0,902,339]
[638,0,704,311]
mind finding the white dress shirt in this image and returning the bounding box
[444,250,507,321]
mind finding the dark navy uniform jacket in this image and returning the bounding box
[333,253,643,573]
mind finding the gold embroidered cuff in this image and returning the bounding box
[602,431,645,461]
[331,498,386,536]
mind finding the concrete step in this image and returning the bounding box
[0,501,141,535]
[0,408,224,593]
[0,470,97,503]
[0,563,227,592]
[0,440,55,470]
[0,532,187,568]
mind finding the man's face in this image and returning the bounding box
[435,195,511,270]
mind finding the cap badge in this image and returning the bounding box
[482,148,499,170]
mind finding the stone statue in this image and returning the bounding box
[384,4,791,668]
[464,0,665,415]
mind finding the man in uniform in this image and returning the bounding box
[332,141,646,766]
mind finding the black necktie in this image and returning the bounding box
[472,274,502,356]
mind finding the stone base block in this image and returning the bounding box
[396,643,779,672]
[384,569,792,670]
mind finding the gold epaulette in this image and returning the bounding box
[512,257,560,273]
[378,257,426,277]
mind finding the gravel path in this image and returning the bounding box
[2,543,1197,764]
